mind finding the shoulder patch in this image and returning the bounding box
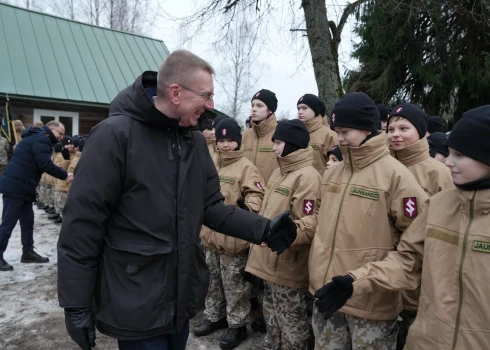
[403,197,418,218]
[274,186,290,196]
[350,187,379,201]
[255,182,265,191]
[258,146,274,152]
[303,200,314,215]
[472,240,490,253]
[219,175,235,184]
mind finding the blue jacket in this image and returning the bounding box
[0,126,67,201]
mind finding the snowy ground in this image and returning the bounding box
[0,197,265,349]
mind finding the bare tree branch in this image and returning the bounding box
[335,0,369,44]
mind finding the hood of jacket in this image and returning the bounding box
[391,138,430,167]
[341,134,390,172]
[22,126,58,146]
[252,113,277,138]
[277,147,314,176]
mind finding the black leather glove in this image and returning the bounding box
[263,211,297,255]
[53,143,63,153]
[314,274,354,320]
[239,267,253,282]
[64,308,96,350]
[61,147,70,160]
[237,198,250,211]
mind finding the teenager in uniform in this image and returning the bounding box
[427,132,449,163]
[246,119,322,350]
[326,145,343,171]
[315,105,490,350]
[195,118,266,349]
[297,94,337,175]
[310,92,428,349]
[201,119,216,159]
[426,115,444,135]
[377,104,390,132]
[387,103,453,349]
[52,137,77,223]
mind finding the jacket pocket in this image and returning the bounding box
[356,255,377,305]
[186,242,210,317]
[97,237,174,331]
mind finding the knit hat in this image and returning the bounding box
[377,104,390,121]
[297,94,322,116]
[78,136,87,152]
[388,103,428,138]
[427,115,444,134]
[445,105,490,166]
[327,145,343,162]
[215,118,242,145]
[251,89,278,113]
[330,92,380,132]
[272,119,310,148]
[427,132,449,157]
[211,114,230,129]
[60,136,74,147]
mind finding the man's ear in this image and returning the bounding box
[168,84,181,105]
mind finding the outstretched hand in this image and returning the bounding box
[314,274,354,320]
[263,211,297,255]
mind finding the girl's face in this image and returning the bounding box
[251,100,271,123]
[445,148,490,185]
[202,129,213,138]
[335,127,372,147]
[297,104,316,122]
[387,117,420,150]
[273,140,285,158]
[217,139,238,153]
[326,154,340,170]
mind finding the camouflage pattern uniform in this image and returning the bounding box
[54,190,68,217]
[312,309,398,350]
[263,281,309,350]
[0,136,8,177]
[45,184,55,208]
[204,250,251,327]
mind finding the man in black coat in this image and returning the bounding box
[58,50,299,350]
[0,121,73,271]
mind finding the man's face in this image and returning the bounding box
[176,70,214,127]
[50,125,65,141]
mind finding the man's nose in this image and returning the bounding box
[205,98,214,110]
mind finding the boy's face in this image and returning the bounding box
[217,139,238,153]
[326,154,340,170]
[251,100,270,123]
[335,127,371,147]
[202,129,213,138]
[381,120,388,132]
[297,104,316,122]
[387,117,419,150]
[445,148,490,185]
[273,140,285,158]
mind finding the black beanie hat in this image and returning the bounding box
[427,115,444,134]
[297,94,322,116]
[215,118,242,145]
[427,132,449,157]
[272,119,310,148]
[211,114,230,129]
[252,89,278,113]
[445,105,490,166]
[327,145,343,162]
[377,104,390,122]
[330,92,380,133]
[388,103,428,138]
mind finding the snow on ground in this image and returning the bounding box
[0,196,264,349]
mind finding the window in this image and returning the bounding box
[33,109,79,136]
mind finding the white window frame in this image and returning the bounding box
[33,109,79,136]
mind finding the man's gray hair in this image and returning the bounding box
[46,121,63,129]
[157,50,214,98]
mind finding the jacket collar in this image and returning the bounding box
[391,138,430,166]
[205,134,214,146]
[278,147,313,176]
[251,113,277,138]
[457,188,490,214]
[217,150,244,168]
[42,126,59,145]
[341,134,389,172]
[304,117,323,133]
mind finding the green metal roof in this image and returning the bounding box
[0,3,170,106]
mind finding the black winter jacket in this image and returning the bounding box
[0,126,67,201]
[57,72,268,340]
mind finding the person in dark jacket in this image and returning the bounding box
[57,49,298,350]
[0,121,72,271]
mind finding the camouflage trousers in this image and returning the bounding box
[54,190,67,217]
[38,183,48,205]
[204,250,251,327]
[263,281,309,350]
[41,184,55,207]
[312,310,398,350]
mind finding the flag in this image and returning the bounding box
[1,96,13,143]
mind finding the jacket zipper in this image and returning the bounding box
[323,147,354,285]
[451,191,475,350]
[253,127,260,164]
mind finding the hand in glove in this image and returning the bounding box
[61,147,70,160]
[239,267,253,282]
[263,211,297,255]
[237,198,250,211]
[64,308,96,350]
[314,274,354,320]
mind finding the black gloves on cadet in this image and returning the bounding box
[314,274,354,320]
[262,211,297,255]
[237,198,250,211]
[61,147,70,160]
[64,308,96,350]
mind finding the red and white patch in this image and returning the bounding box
[396,107,403,113]
[331,113,336,124]
[255,182,264,191]
[403,197,418,218]
[303,200,314,215]
[255,92,260,97]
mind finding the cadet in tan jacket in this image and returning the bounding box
[242,89,279,184]
[201,118,216,160]
[427,132,449,163]
[195,119,266,349]
[53,137,78,223]
[310,92,428,350]
[297,94,337,175]
[246,119,322,350]
[318,105,490,350]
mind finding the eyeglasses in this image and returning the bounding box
[180,84,214,102]
[52,128,64,137]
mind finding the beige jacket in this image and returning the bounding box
[66,152,81,192]
[246,147,322,289]
[304,117,338,175]
[308,134,428,320]
[45,152,57,186]
[200,150,265,256]
[55,152,76,192]
[205,135,217,160]
[350,187,490,349]
[242,114,279,183]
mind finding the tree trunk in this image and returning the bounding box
[302,0,342,114]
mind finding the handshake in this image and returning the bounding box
[66,173,74,184]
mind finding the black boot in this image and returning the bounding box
[38,203,47,209]
[251,316,266,333]
[46,207,56,214]
[48,213,60,220]
[21,251,49,264]
[44,206,52,213]
[194,318,228,337]
[220,326,247,349]
[54,217,62,224]
[0,258,13,271]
